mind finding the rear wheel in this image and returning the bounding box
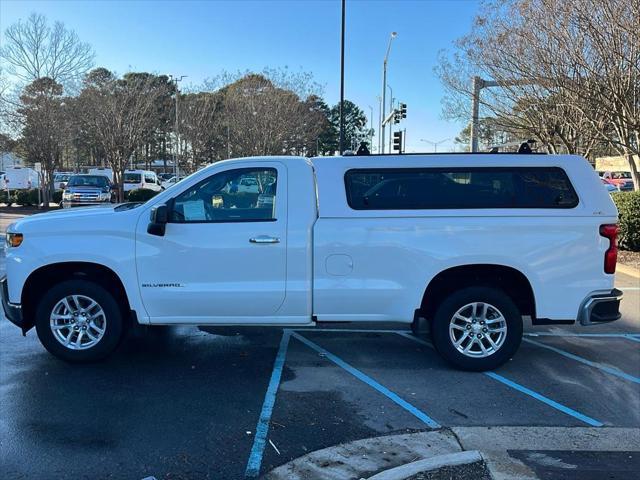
[35,279,124,362]
[430,287,523,371]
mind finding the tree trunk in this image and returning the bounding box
[625,151,640,191]
[113,168,125,203]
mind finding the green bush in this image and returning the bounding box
[15,189,40,206]
[0,189,16,206]
[612,191,640,251]
[127,188,160,202]
[52,191,63,204]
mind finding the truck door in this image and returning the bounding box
[136,162,287,322]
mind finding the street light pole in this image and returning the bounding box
[377,95,382,152]
[469,76,535,152]
[368,105,374,152]
[420,138,451,153]
[338,0,346,154]
[387,84,394,153]
[380,31,397,154]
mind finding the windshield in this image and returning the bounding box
[54,174,71,182]
[612,172,631,179]
[67,175,109,188]
[124,173,142,183]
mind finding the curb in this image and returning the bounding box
[617,263,640,279]
[366,450,483,480]
[262,430,463,480]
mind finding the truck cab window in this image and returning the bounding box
[171,167,277,223]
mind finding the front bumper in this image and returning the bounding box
[1,275,24,330]
[578,288,623,326]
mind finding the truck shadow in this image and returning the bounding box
[1,325,285,480]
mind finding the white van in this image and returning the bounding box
[88,167,114,182]
[123,170,163,192]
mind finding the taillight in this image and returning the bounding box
[599,224,619,274]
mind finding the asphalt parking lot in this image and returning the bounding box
[1,212,639,480]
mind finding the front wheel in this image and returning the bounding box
[430,287,523,371]
[35,280,124,362]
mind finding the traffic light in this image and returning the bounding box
[399,103,407,119]
[393,131,403,153]
[393,111,401,124]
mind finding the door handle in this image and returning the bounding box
[249,235,280,244]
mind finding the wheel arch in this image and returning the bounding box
[21,262,132,333]
[420,264,536,321]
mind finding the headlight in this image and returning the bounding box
[100,192,111,200]
[6,232,23,248]
[63,191,73,199]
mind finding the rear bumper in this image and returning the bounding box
[1,275,24,330]
[578,288,623,326]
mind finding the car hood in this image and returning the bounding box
[7,205,136,235]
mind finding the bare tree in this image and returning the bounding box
[15,77,67,201]
[78,69,171,200]
[203,67,324,101]
[1,13,94,88]
[179,91,225,169]
[437,0,639,188]
[221,74,325,158]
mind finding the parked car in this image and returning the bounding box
[601,178,618,193]
[158,173,177,182]
[61,174,115,208]
[124,170,163,193]
[53,172,74,191]
[2,153,622,370]
[601,171,634,191]
[161,175,184,190]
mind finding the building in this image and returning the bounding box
[0,152,24,171]
[595,155,639,172]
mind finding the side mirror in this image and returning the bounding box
[147,204,168,236]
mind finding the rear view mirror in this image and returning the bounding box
[147,204,168,236]
[211,194,224,208]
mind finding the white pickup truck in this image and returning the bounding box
[2,154,623,370]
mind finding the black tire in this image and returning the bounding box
[430,286,523,371]
[35,279,124,363]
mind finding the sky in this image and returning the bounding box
[0,0,480,153]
